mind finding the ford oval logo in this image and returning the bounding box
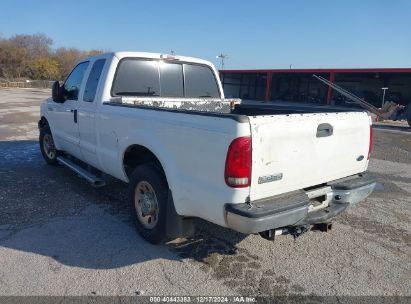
[357,155,365,161]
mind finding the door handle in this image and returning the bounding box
[316,123,333,137]
[71,109,78,123]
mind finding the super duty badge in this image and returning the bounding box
[258,173,283,184]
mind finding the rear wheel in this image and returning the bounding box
[129,163,168,244]
[39,125,59,165]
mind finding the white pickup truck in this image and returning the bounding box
[39,52,376,243]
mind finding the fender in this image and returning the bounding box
[117,131,184,215]
[39,99,66,151]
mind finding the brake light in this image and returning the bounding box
[160,54,180,61]
[225,137,252,188]
[368,125,373,160]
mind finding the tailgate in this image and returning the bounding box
[249,111,371,201]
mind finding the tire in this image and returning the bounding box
[129,163,168,244]
[39,125,59,165]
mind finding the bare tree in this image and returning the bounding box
[9,33,53,58]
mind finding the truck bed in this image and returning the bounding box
[232,101,360,116]
[106,97,363,118]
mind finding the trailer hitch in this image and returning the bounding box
[311,222,333,232]
[259,225,310,241]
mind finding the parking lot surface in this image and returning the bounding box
[0,88,410,296]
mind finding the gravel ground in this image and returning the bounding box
[0,88,410,297]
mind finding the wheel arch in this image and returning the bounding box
[38,116,49,129]
[122,144,169,186]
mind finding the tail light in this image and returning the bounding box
[225,137,251,188]
[368,125,373,160]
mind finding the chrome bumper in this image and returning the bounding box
[225,173,376,234]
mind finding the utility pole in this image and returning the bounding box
[216,53,228,70]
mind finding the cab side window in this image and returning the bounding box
[63,61,89,100]
[84,59,106,102]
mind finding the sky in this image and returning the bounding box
[1,0,410,70]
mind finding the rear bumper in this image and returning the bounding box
[225,173,376,234]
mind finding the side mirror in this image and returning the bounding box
[70,85,79,100]
[51,81,64,103]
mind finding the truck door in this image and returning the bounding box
[48,61,89,158]
[77,58,106,168]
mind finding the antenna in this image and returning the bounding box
[216,53,228,70]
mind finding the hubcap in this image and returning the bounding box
[134,181,159,229]
[43,134,56,159]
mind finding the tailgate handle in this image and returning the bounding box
[316,123,333,137]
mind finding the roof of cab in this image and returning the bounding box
[82,51,214,67]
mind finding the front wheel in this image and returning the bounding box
[39,125,59,165]
[129,163,168,244]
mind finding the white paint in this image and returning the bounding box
[249,112,371,200]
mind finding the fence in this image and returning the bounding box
[0,80,53,89]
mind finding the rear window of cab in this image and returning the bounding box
[111,59,220,98]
